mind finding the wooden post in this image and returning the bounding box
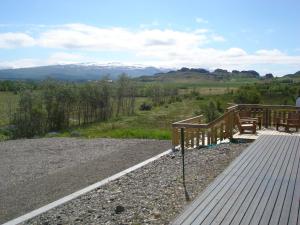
[180,128,185,184]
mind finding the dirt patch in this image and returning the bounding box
[0,138,171,223]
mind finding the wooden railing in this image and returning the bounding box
[236,104,300,128]
[172,104,300,149]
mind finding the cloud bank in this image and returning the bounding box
[0,23,299,75]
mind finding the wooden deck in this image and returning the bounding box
[233,129,300,140]
[172,135,300,225]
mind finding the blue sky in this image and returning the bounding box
[0,0,299,76]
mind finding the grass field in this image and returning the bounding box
[52,93,232,140]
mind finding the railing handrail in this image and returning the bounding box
[172,105,300,128]
[237,104,300,110]
[172,106,237,129]
[172,104,300,149]
[172,115,203,125]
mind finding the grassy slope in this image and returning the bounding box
[54,98,197,139]
[48,75,246,140]
[53,93,234,140]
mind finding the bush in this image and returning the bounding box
[201,101,222,122]
[234,88,261,104]
[70,130,81,137]
[12,91,47,138]
[196,96,204,100]
[139,102,152,111]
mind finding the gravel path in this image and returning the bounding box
[21,142,250,225]
[0,138,171,224]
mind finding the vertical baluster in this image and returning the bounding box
[201,130,205,146]
[196,129,200,148]
[220,123,224,141]
[191,128,194,148]
[207,129,211,145]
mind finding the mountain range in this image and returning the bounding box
[0,63,299,81]
[0,63,170,81]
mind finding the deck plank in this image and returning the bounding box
[287,137,300,225]
[174,136,272,225]
[257,136,297,225]
[278,137,300,225]
[172,135,300,225]
[192,136,282,225]
[268,136,299,225]
[246,136,297,225]
[172,137,267,225]
[212,135,287,225]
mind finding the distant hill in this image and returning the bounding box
[0,63,169,81]
[1,64,299,82]
[137,68,261,82]
[283,71,300,78]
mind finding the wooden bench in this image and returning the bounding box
[276,113,300,132]
[236,113,256,134]
[239,111,262,130]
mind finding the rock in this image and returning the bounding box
[115,205,125,214]
[152,208,161,219]
[169,152,176,159]
[87,209,96,214]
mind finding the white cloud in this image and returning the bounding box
[224,48,247,57]
[255,49,284,56]
[0,32,35,48]
[0,52,86,69]
[36,24,210,52]
[211,34,226,42]
[196,17,208,24]
[0,23,300,75]
[0,58,41,68]
[47,52,85,64]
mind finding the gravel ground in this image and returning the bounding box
[0,138,171,224]
[22,142,250,225]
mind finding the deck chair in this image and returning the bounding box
[235,113,257,134]
[276,113,300,132]
[239,111,262,130]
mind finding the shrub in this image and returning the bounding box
[12,91,47,138]
[201,101,222,122]
[70,130,81,137]
[139,102,152,111]
[234,88,261,104]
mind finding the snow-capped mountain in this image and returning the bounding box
[0,63,171,80]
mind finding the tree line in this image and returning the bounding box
[9,75,180,138]
[11,75,137,138]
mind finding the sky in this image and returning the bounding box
[0,0,299,76]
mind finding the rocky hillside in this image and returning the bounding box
[137,67,261,82]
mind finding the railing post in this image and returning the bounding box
[265,108,269,128]
[180,128,185,184]
[172,126,179,150]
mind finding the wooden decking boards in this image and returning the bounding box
[232,129,300,140]
[172,135,300,225]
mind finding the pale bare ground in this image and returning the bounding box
[0,137,171,223]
